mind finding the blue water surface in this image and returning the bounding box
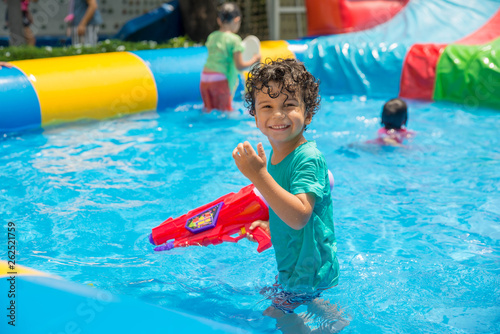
[1,96,499,333]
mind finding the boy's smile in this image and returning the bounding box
[254,81,312,158]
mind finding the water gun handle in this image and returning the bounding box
[252,226,272,253]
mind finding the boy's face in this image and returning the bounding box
[254,81,311,147]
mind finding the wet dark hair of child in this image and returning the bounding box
[217,2,241,23]
[381,98,408,130]
[245,58,321,127]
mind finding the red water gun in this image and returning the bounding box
[149,184,272,253]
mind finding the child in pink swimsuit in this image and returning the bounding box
[371,98,415,146]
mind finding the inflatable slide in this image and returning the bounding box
[303,0,500,101]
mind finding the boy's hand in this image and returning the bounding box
[232,141,267,181]
[246,220,270,242]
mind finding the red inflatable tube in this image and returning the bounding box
[399,43,446,100]
[399,9,500,101]
[305,0,409,36]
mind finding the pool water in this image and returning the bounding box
[1,96,499,333]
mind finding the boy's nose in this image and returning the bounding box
[272,108,286,118]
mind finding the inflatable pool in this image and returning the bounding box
[0,0,499,333]
[0,262,246,333]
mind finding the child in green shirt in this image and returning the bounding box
[233,58,340,318]
[201,2,260,112]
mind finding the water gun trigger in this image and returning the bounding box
[219,226,271,253]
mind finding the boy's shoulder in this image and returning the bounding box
[293,141,327,165]
[298,141,324,157]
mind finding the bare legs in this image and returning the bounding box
[262,300,350,334]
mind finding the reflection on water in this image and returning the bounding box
[32,112,159,176]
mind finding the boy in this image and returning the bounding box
[201,2,260,112]
[232,58,339,316]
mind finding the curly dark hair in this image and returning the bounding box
[244,58,321,119]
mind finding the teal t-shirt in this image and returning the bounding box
[204,30,244,95]
[267,141,339,293]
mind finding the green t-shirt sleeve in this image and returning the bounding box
[231,35,244,54]
[289,155,327,201]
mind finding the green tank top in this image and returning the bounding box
[204,30,244,95]
[267,141,339,293]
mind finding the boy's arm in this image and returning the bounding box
[233,142,315,230]
[77,0,98,36]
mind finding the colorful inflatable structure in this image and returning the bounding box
[0,40,294,133]
[400,11,500,110]
[1,0,499,134]
[304,0,500,108]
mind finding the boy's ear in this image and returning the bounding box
[305,112,312,125]
[234,16,241,23]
